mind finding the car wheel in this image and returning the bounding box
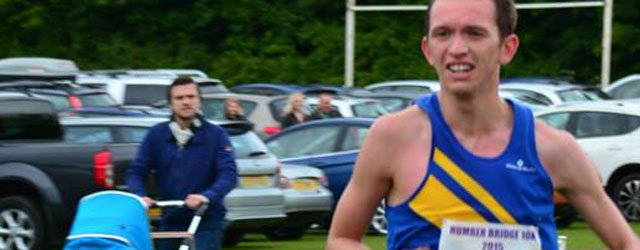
[0,196,47,250]
[222,229,244,247]
[264,227,306,241]
[370,200,387,235]
[612,173,640,221]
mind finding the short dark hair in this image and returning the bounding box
[424,0,517,41]
[167,77,201,103]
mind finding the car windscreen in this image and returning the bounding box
[229,131,269,158]
[201,98,257,120]
[124,85,167,106]
[582,88,611,100]
[556,89,591,102]
[79,93,118,107]
[199,82,229,94]
[352,102,388,118]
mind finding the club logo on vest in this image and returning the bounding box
[505,159,536,173]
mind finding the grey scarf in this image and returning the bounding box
[168,119,201,149]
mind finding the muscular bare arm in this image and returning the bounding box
[326,114,401,249]
[536,121,640,249]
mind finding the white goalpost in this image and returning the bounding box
[344,0,614,88]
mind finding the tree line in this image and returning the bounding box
[0,0,638,87]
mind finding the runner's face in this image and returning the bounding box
[423,0,518,96]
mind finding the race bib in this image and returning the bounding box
[439,220,541,250]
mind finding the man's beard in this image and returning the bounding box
[174,112,196,122]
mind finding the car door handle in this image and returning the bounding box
[309,162,325,167]
[607,146,622,151]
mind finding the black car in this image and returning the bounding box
[0,81,117,110]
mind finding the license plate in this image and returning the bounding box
[148,207,162,220]
[240,176,270,188]
[291,179,318,191]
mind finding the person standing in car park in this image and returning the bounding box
[126,77,238,250]
[224,98,248,121]
[309,92,342,120]
[327,0,640,249]
[281,92,309,129]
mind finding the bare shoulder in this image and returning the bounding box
[370,105,431,143]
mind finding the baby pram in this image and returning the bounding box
[63,190,208,250]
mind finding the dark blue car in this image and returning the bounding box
[264,118,374,205]
[263,118,384,231]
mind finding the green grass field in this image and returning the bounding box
[226,221,640,250]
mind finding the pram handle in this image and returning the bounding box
[151,200,209,216]
[153,200,185,207]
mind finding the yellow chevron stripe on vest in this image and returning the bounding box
[409,175,486,228]
[433,148,517,224]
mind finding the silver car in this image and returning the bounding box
[60,116,286,246]
[263,164,332,240]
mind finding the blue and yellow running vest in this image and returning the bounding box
[386,95,558,250]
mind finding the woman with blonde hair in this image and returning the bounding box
[281,92,308,129]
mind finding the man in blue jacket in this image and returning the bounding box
[126,77,238,250]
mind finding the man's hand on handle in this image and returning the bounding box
[185,194,209,209]
[142,196,155,208]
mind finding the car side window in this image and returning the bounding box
[266,126,340,158]
[31,93,71,109]
[124,85,167,106]
[341,126,371,151]
[64,126,113,143]
[573,112,636,138]
[537,113,570,131]
[117,126,150,143]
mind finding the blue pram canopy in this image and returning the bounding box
[64,191,153,250]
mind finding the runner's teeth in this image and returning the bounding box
[449,64,470,73]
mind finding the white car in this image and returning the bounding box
[306,96,388,118]
[499,83,596,106]
[365,80,440,94]
[605,74,640,99]
[76,76,226,107]
[535,101,640,220]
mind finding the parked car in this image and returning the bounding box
[345,90,422,113]
[499,82,605,106]
[60,117,291,246]
[264,164,332,240]
[535,101,640,221]
[262,118,386,232]
[306,96,388,118]
[365,80,441,94]
[0,80,118,109]
[605,74,640,99]
[76,76,227,107]
[198,93,297,137]
[0,94,122,249]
